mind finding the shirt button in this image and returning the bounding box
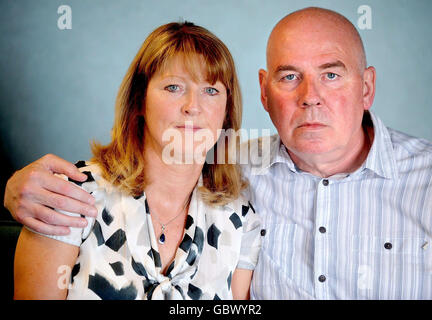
[322,179,329,186]
[318,275,326,282]
[260,229,266,236]
[319,226,326,233]
[384,242,392,250]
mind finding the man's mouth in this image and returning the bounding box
[298,122,326,129]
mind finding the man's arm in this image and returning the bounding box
[4,154,97,235]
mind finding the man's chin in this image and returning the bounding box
[289,141,333,156]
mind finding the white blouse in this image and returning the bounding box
[39,161,262,300]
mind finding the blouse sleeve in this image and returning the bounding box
[26,208,95,247]
[236,200,262,270]
[26,162,99,247]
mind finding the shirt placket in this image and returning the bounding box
[313,178,332,299]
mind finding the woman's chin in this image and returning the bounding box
[161,146,211,165]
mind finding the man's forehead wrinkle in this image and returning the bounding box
[266,7,366,71]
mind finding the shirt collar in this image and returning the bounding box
[361,110,399,179]
[253,110,399,179]
[249,134,298,175]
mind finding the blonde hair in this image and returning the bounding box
[91,22,247,206]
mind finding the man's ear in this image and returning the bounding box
[363,66,376,111]
[259,69,269,112]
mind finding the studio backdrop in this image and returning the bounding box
[1,0,431,171]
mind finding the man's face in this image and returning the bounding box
[260,19,375,159]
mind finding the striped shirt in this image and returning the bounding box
[243,111,432,299]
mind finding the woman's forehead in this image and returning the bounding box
[156,54,224,85]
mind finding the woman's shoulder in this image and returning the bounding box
[60,160,111,194]
[221,194,257,221]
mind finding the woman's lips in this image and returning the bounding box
[176,125,203,131]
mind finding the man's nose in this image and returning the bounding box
[299,77,321,107]
[181,89,201,116]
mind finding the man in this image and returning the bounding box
[4,7,432,299]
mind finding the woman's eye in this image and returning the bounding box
[205,87,219,95]
[283,74,297,81]
[325,72,338,80]
[165,84,180,92]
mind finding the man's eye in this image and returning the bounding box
[205,87,219,95]
[283,74,297,81]
[165,84,180,92]
[326,72,338,80]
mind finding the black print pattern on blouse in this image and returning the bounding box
[227,271,232,290]
[241,205,249,217]
[65,161,261,300]
[74,160,87,169]
[187,283,202,300]
[102,208,114,226]
[71,263,80,284]
[92,220,105,246]
[179,233,193,252]
[105,229,126,252]
[207,224,221,249]
[110,261,125,276]
[185,215,194,229]
[248,201,256,213]
[148,248,162,268]
[88,273,137,300]
[229,213,242,229]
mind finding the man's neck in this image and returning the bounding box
[287,125,374,178]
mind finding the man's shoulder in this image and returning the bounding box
[387,127,432,160]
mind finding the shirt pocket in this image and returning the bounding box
[263,223,297,269]
[351,236,432,298]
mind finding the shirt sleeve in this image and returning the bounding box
[25,164,99,247]
[236,200,262,270]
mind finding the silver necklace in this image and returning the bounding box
[149,195,191,245]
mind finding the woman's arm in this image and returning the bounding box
[14,227,79,299]
[231,268,253,300]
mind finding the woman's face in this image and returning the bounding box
[144,55,228,164]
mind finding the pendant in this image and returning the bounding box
[159,233,165,244]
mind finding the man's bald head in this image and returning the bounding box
[266,7,367,73]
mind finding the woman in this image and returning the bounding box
[13,22,261,300]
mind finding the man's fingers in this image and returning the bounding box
[40,172,96,206]
[39,154,87,182]
[34,188,97,218]
[20,217,72,237]
[32,204,89,228]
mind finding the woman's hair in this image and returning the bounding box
[91,21,247,206]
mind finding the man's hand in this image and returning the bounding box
[4,154,97,236]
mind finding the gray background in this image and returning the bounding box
[1,0,431,170]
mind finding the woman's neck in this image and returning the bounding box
[143,142,203,218]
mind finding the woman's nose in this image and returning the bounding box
[181,89,201,116]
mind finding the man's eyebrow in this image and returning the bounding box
[274,61,346,73]
[318,61,346,70]
[275,65,301,73]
